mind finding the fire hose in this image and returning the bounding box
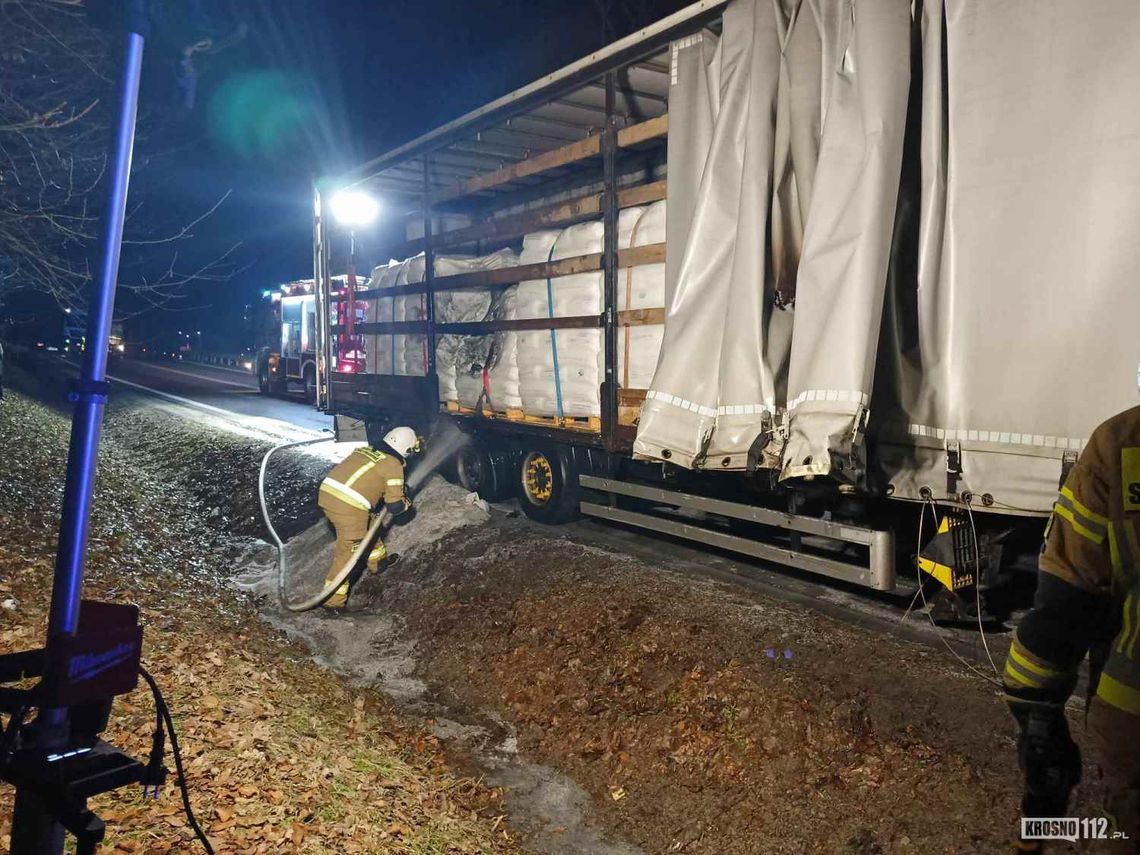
[257,436,391,612]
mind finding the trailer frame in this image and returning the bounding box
[310,0,933,596]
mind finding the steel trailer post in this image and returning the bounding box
[345,229,358,370]
[601,72,620,452]
[312,181,329,409]
[9,15,145,855]
[317,189,334,407]
[422,155,438,404]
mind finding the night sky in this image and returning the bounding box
[125,0,688,349]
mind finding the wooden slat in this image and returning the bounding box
[617,307,665,326]
[432,114,668,205]
[332,321,429,335]
[618,387,648,428]
[340,308,661,338]
[436,253,602,291]
[407,179,667,255]
[436,314,601,335]
[618,179,668,208]
[431,241,664,293]
[618,242,666,267]
[335,242,666,301]
[434,136,601,205]
[616,113,668,147]
[619,388,649,404]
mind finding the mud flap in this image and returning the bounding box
[917,511,978,592]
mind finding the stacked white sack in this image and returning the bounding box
[484,231,562,413]
[514,210,643,418]
[394,254,429,377]
[617,200,666,390]
[433,248,518,405]
[364,260,403,375]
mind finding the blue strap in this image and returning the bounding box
[389,272,397,373]
[544,239,565,420]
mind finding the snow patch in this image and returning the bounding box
[231,476,491,698]
[232,480,641,855]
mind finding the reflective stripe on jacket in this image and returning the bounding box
[1005,406,1140,715]
[319,446,406,514]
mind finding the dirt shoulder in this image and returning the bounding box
[0,376,528,854]
[361,521,1105,855]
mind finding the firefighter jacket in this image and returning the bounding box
[1004,405,1140,717]
[318,446,406,515]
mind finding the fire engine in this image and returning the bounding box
[254,276,351,399]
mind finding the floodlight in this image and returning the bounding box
[329,189,380,227]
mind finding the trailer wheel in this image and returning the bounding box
[516,445,579,524]
[456,441,509,503]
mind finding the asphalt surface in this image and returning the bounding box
[104,356,333,435]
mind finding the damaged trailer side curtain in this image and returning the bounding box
[635,0,785,470]
[635,0,911,474]
[872,0,1140,514]
[780,0,910,482]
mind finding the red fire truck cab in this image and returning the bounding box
[255,276,352,399]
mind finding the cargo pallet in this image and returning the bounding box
[444,400,602,433]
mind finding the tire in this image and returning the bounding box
[456,441,510,503]
[257,363,271,394]
[515,444,580,524]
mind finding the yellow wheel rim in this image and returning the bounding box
[523,453,554,505]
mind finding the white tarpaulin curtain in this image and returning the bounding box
[635,0,910,473]
[634,0,785,469]
[781,0,910,481]
[873,0,1140,513]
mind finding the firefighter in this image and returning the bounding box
[317,426,420,610]
[1004,405,1140,852]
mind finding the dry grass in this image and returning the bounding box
[0,385,527,855]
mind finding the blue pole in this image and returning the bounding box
[49,28,144,644]
[8,23,145,855]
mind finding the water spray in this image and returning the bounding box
[407,422,469,493]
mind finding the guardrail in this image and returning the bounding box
[181,352,255,371]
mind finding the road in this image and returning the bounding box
[104,356,333,435]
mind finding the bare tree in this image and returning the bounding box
[0,0,240,315]
[594,0,654,42]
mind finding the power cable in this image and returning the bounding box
[965,501,1000,676]
[139,666,214,854]
[901,497,1003,688]
[258,435,395,612]
[0,706,28,772]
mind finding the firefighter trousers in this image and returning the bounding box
[321,499,387,608]
[1087,698,1140,852]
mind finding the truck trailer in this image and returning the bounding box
[310,0,1140,611]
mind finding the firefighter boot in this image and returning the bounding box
[375,553,400,573]
[324,537,362,610]
[367,540,387,575]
